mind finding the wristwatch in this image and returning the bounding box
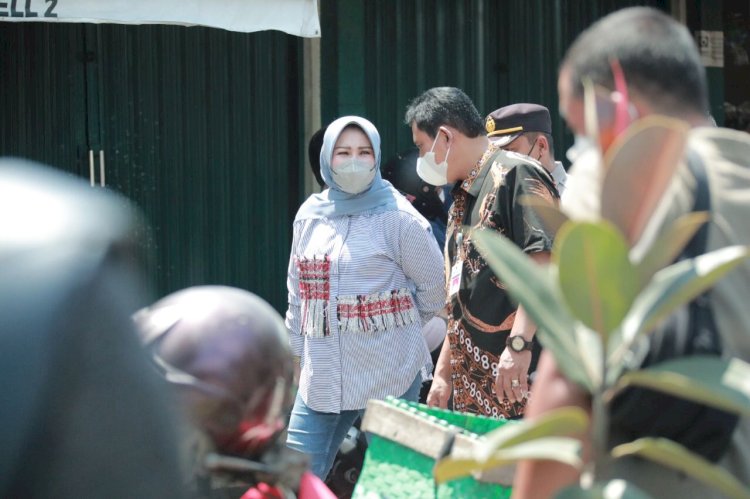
[506,335,534,353]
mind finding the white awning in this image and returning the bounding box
[0,0,321,37]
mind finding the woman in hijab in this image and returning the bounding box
[285,116,445,479]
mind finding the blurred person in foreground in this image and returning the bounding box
[514,7,750,498]
[0,158,184,498]
[134,285,334,498]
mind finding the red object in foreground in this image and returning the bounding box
[241,472,336,499]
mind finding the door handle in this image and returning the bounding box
[88,149,95,186]
[88,149,106,187]
[99,150,106,187]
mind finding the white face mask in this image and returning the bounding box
[331,157,377,194]
[416,131,451,186]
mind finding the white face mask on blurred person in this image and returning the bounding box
[331,158,377,194]
[416,132,451,186]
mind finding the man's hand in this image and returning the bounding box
[427,335,453,408]
[497,294,543,405]
[427,372,452,408]
[495,347,531,404]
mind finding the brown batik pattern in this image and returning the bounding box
[448,320,527,419]
[445,150,553,419]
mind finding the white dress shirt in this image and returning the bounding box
[550,160,568,196]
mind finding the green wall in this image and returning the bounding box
[321,0,671,166]
[0,23,304,311]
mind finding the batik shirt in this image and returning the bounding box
[446,145,558,418]
[285,208,445,413]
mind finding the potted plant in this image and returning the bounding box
[433,78,750,498]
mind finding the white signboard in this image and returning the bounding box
[696,30,724,68]
[0,0,320,37]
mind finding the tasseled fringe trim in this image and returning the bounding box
[301,298,329,338]
[337,288,419,334]
[297,255,331,338]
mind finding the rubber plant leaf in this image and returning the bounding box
[476,407,589,460]
[612,438,750,499]
[434,437,581,484]
[613,356,750,417]
[519,194,570,237]
[472,229,592,390]
[557,479,652,499]
[599,115,689,247]
[631,211,710,290]
[610,245,750,374]
[554,220,638,339]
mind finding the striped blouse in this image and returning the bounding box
[285,208,445,413]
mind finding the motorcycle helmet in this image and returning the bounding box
[134,286,295,459]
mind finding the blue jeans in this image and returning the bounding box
[286,374,422,479]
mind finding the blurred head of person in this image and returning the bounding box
[135,286,295,457]
[558,7,710,154]
[0,158,184,498]
[134,286,298,494]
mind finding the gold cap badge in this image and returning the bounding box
[485,116,495,134]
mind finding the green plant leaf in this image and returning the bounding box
[574,324,603,386]
[557,479,653,499]
[613,356,750,416]
[476,407,589,460]
[632,211,710,290]
[519,194,570,236]
[613,245,750,366]
[554,221,638,338]
[472,229,592,391]
[600,115,689,246]
[434,437,581,484]
[612,438,750,499]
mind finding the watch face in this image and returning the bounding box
[511,336,526,352]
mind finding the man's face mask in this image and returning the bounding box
[416,130,451,186]
[526,138,542,162]
[331,157,377,194]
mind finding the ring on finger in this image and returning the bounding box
[511,379,520,388]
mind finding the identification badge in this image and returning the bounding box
[449,260,463,296]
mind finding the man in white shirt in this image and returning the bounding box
[485,103,568,196]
